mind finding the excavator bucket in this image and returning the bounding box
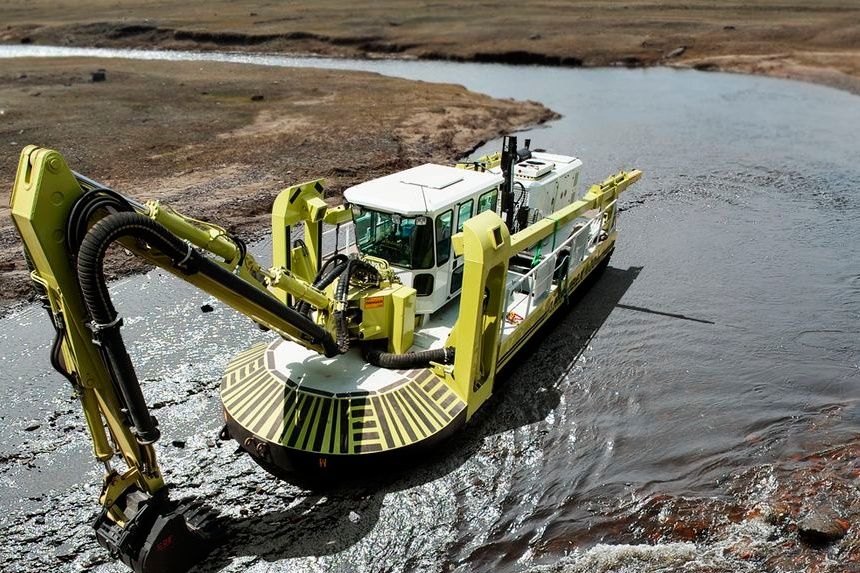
[93,495,219,573]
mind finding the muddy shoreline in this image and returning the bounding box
[2,1,860,95]
[0,57,556,313]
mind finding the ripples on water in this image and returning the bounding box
[0,46,858,572]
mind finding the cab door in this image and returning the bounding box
[448,199,474,298]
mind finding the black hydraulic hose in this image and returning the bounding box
[316,254,349,289]
[364,347,455,369]
[198,253,339,357]
[76,212,340,443]
[49,316,78,388]
[315,255,349,289]
[333,256,382,354]
[66,189,134,255]
[77,214,199,443]
[24,247,79,388]
[333,259,354,354]
[295,253,348,316]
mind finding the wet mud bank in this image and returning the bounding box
[534,438,860,572]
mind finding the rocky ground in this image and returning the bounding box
[2,0,860,94]
[0,57,555,312]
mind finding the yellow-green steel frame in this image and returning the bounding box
[444,170,641,417]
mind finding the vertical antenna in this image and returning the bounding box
[500,135,517,230]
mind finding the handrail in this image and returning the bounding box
[502,200,616,324]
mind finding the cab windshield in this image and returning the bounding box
[353,209,435,269]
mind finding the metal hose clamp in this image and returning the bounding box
[88,315,124,345]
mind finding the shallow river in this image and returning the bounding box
[0,45,859,572]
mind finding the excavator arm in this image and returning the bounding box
[9,147,353,572]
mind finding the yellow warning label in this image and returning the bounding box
[364,296,385,309]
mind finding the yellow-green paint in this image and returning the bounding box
[443,169,641,418]
[390,286,415,354]
[456,151,502,172]
[272,178,328,292]
[356,283,417,353]
[9,147,165,508]
[444,211,511,415]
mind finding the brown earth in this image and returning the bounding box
[0,57,555,312]
[2,1,860,94]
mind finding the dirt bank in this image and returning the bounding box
[0,57,556,312]
[2,1,860,94]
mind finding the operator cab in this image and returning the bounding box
[343,146,583,317]
[344,163,502,315]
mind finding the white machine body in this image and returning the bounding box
[343,150,583,317]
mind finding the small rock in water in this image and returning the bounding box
[24,423,40,432]
[91,70,106,83]
[348,511,360,523]
[200,303,214,313]
[797,504,848,544]
[171,439,186,448]
[251,94,265,102]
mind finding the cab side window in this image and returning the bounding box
[436,210,453,266]
[478,188,498,214]
[456,200,473,232]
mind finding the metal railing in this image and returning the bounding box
[502,200,615,328]
[322,221,356,257]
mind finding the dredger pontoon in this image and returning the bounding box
[10,136,640,572]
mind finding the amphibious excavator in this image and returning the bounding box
[10,136,640,572]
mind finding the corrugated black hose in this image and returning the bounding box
[66,188,134,256]
[333,256,382,354]
[364,346,455,369]
[76,212,339,443]
[295,253,349,316]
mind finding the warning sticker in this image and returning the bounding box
[364,296,385,309]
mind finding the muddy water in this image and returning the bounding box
[0,46,859,572]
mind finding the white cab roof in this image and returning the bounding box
[344,163,502,216]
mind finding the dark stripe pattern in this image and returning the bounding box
[221,343,466,456]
